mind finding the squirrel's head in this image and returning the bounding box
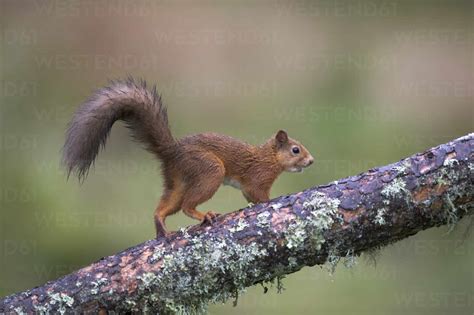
[273,130,314,173]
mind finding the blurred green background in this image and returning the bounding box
[1,1,473,314]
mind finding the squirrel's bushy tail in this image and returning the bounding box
[62,77,176,180]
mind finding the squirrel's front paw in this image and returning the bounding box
[201,211,220,225]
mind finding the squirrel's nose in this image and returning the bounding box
[307,157,314,166]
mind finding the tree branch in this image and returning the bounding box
[1,133,473,314]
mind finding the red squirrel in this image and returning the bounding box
[63,78,314,238]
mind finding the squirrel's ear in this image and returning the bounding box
[275,130,288,145]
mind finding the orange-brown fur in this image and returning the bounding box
[62,78,314,238]
[154,131,314,237]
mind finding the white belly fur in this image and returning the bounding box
[223,177,242,190]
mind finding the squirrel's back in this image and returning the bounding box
[178,133,281,182]
[63,78,176,180]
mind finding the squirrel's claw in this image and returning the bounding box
[201,211,220,226]
[155,230,170,240]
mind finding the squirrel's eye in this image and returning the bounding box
[292,147,300,154]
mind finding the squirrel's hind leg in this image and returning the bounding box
[154,186,184,239]
[181,156,225,226]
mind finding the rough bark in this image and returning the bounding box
[1,133,473,314]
